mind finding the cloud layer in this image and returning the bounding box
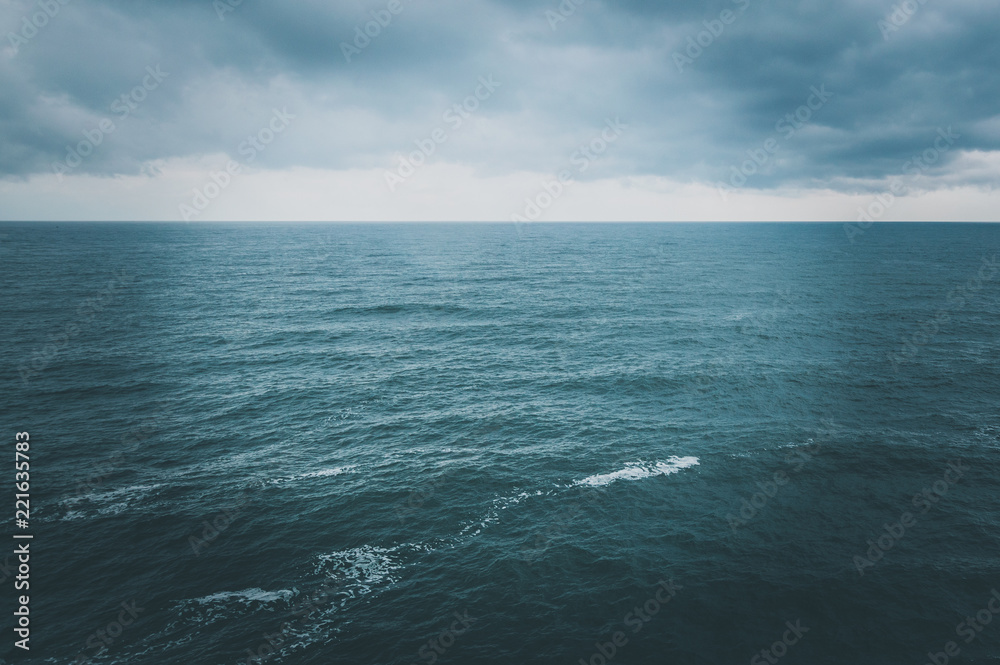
[1,0,999,219]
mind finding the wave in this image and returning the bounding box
[459,490,546,537]
[126,588,300,662]
[167,587,299,631]
[55,483,165,521]
[191,588,296,606]
[572,456,700,487]
[313,543,432,589]
[270,465,357,485]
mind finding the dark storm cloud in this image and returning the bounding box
[1,0,998,191]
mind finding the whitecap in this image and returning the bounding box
[573,456,700,487]
[299,466,356,479]
[55,483,164,520]
[270,465,356,485]
[313,543,430,587]
[458,490,547,537]
[192,588,295,605]
[170,588,297,628]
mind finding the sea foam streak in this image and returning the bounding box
[192,588,295,605]
[270,465,356,485]
[169,588,298,628]
[55,483,165,521]
[573,456,700,487]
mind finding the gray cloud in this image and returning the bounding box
[1,0,998,192]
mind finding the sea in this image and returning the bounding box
[0,222,998,665]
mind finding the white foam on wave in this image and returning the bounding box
[192,544,433,663]
[192,588,295,605]
[270,465,356,485]
[55,483,165,520]
[497,490,546,509]
[459,490,547,537]
[162,587,298,640]
[300,466,356,479]
[573,456,700,487]
[313,543,432,588]
[976,425,999,441]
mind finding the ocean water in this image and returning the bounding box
[1,222,998,665]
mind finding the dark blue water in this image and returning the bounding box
[1,222,998,665]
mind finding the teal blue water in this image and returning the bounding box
[1,222,998,664]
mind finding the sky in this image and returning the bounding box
[1,0,998,222]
